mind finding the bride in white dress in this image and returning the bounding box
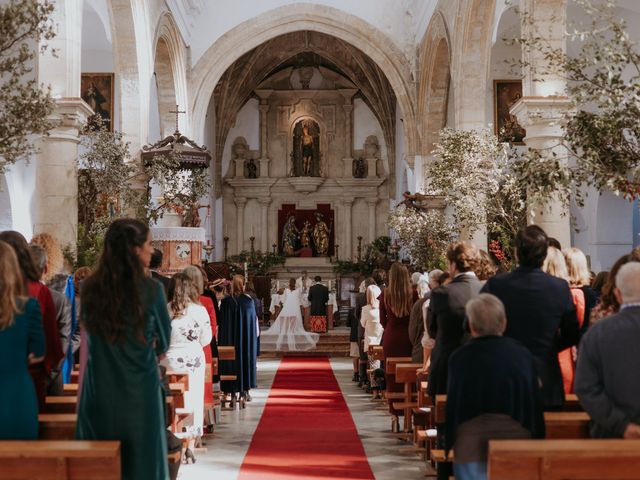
[260,279,319,352]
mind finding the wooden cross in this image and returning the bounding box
[169,104,186,133]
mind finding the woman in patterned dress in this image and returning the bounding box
[162,273,212,463]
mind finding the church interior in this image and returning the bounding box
[2,0,640,479]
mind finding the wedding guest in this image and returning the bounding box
[30,232,64,282]
[0,231,63,409]
[380,263,414,429]
[408,273,430,363]
[446,294,544,480]
[564,247,598,334]
[589,253,639,324]
[30,245,72,396]
[416,269,443,374]
[481,225,579,410]
[76,219,171,480]
[427,242,482,396]
[245,280,262,391]
[372,268,387,290]
[149,248,170,295]
[575,262,640,438]
[218,275,257,409]
[591,271,608,297]
[361,284,383,378]
[476,250,497,283]
[48,273,80,388]
[164,273,212,461]
[355,278,375,387]
[0,241,45,440]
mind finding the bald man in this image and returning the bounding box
[575,261,640,438]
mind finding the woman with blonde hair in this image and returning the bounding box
[380,263,414,428]
[543,246,584,393]
[218,275,258,409]
[564,247,598,334]
[0,241,45,439]
[162,272,212,462]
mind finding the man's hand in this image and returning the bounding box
[623,423,640,438]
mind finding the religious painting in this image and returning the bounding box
[291,119,321,177]
[278,204,335,257]
[494,80,526,144]
[81,73,114,131]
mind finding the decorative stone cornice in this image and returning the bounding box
[510,96,574,129]
[47,98,93,140]
[225,177,278,192]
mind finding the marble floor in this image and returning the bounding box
[178,357,427,480]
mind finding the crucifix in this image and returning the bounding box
[169,104,186,133]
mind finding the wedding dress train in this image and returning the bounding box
[260,288,319,352]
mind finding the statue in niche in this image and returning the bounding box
[290,119,321,177]
[353,157,366,178]
[245,158,258,178]
[364,135,379,158]
[312,212,331,256]
[282,214,299,256]
[300,221,312,248]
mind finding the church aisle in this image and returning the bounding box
[238,356,374,479]
[331,359,428,480]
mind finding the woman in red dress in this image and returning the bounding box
[0,231,63,408]
[379,263,414,430]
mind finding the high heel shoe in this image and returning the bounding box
[391,415,400,433]
[239,393,247,409]
[183,448,196,464]
[352,372,359,382]
[230,395,237,410]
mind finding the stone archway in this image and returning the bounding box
[189,3,418,166]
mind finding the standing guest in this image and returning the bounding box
[308,275,329,333]
[564,247,598,335]
[70,266,91,388]
[548,237,562,250]
[543,247,585,394]
[163,273,212,461]
[0,231,63,409]
[481,225,579,410]
[218,275,258,409]
[30,232,64,283]
[416,270,443,374]
[446,294,545,480]
[589,253,639,324]
[427,242,482,396]
[0,241,45,440]
[245,280,263,395]
[360,284,383,374]
[30,245,72,396]
[76,219,171,480]
[149,248,171,296]
[355,278,375,386]
[591,271,608,297]
[380,263,414,429]
[476,250,497,283]
[372,268,387,291]
[575,262,640,438]
[411,271,423,302]
[408,273,430,363]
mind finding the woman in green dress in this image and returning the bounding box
[0,241,45,440]
[76,219,171,480]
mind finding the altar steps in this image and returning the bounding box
[259,327,351,358]
[269,257,336,285]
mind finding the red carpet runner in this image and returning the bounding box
[238,356,375,479]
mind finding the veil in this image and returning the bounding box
[260,288,319,352]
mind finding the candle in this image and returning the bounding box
[276,280,280,290]
[251,225,254,237]
[328,280,332,290]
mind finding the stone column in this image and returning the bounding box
[366,199,377,242]
[234,197,247,253]
[258,103,270,177]
[513,0,571,247]
[34,99,93,247]
[343,104,353,158]
[338,89,357,177]
[258,198,271,252]
[342,199,354,260]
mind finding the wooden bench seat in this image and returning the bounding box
[44,396,77,414]
[62,384,78,396]
[489,439,640,479]
[0,440,120,480]
[39,414,77,440]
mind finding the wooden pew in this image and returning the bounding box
[39,414,77,440]
[383,356,412,402]
[44,396,77,414]
[0,440,120,480]
[488,439,640,480]
[217,346,237,383]
[394,363,422,432]
[62,384,78,396]
[166,370,189,391]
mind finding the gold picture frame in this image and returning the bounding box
[493,79,526,144]
[81,72,115,131]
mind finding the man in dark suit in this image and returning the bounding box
[307,276,329,333]
[427,242,483,396]
[150,248,171,296]
[481,225,579,410]
[575,261,640,438]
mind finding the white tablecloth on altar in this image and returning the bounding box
[328,293,338,313]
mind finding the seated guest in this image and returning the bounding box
[163,273,212,462]
[30,245,72,396]
[149,248,170,295]
[427,242,482,396]
[481,225,579,410]
[76,219,171,480]
[575,262,640,438]
[0,231,63,409]
[446,294,545,480]
[0,241,45,440]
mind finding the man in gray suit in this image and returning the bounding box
[575,261,640,438]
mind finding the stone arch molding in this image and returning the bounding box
[153,13,189,137]
[190,3,418,164]
[417,10,452,156]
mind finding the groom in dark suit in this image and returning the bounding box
[308,276,329,333]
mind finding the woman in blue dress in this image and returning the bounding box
[0,241,45,440]
[76,219,171,480]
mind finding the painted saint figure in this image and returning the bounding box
[282,215,299,256]
[300,221,312,249]
[312,213,330,256]
[302,126,314,176]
